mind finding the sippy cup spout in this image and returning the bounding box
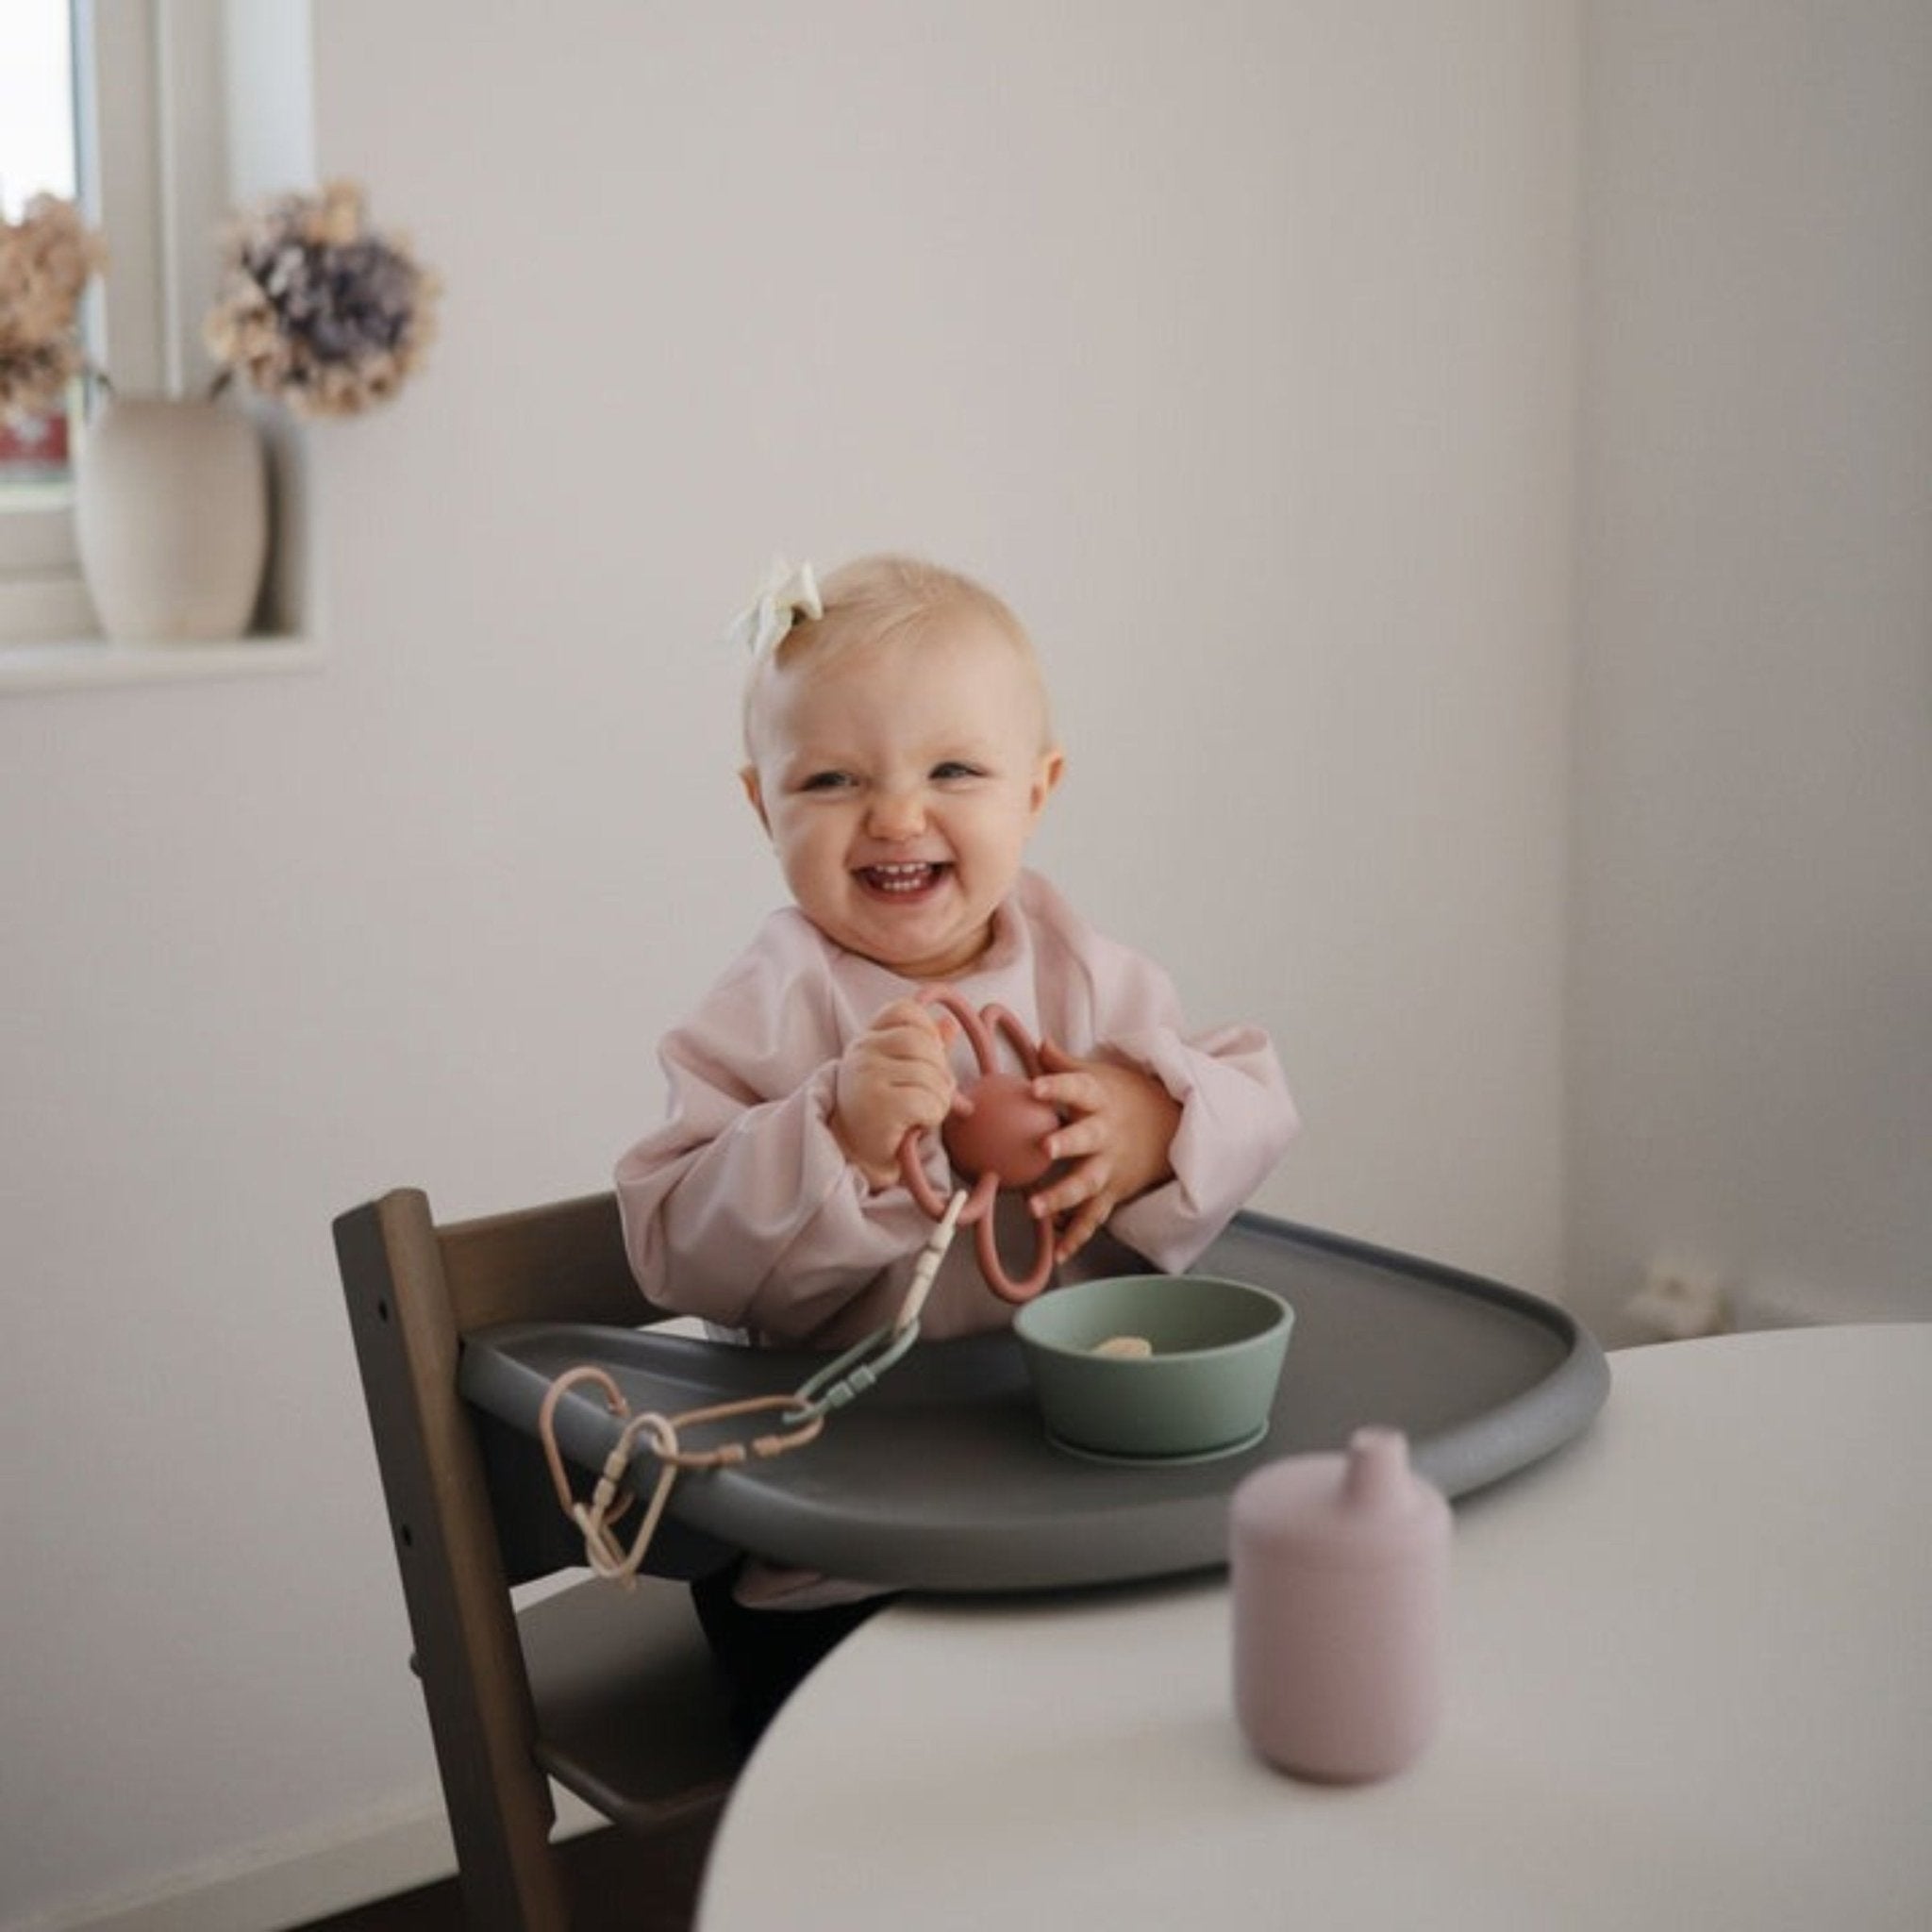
[1341,1426,1412,1512]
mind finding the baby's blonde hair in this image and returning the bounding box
[741,554,1055,760]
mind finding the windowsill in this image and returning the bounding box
[0,633,325,694]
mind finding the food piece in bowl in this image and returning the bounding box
[1091,1334,1155,1359]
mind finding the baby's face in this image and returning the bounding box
[743,618,1063,979]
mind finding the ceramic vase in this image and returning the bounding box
[75,393,268,642]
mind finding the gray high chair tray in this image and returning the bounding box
[459,1211,1609,1592]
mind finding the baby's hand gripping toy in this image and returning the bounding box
[898,986,1060,1302]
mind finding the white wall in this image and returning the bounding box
[2,4,1581,1924]
[1569,0,1932,1341]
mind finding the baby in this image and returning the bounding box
[616,553,1298,1347]
[614,553,1298,1741]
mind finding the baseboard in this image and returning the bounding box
[6,1786,604,1932]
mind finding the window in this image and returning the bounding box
[0,0,78,494]
[1,0,315,658]
[0,0,86,633]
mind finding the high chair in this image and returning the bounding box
[334,1187,741,1932]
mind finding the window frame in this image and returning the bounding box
[1,0,316,662]
[1,1,163,635]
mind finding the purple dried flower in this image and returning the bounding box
[204,181,439,418]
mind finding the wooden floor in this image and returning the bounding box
[291,1817,718,1932]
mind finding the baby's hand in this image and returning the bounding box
[830,1000,961,1190]
[1025,1040,1182,1262]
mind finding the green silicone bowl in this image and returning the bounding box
[1013,1274,1294,1462]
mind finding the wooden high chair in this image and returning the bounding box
[334,1188,741,1932]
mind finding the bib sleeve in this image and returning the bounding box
[613,935,932,1341]
[1033,892,1298,1273]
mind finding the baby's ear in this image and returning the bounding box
[1030,746,1067,817]
[741,765,771,833]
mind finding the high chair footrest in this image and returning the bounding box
[517,1574,739,1828]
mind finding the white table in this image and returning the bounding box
[697,1324,1932,1931]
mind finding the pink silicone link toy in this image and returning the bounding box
[897,986,1060,1302]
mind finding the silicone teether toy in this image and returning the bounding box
[898,986,1059,1302]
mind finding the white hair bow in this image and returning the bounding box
[723,556,823,659]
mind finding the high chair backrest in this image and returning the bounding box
[334,1187,738,1932]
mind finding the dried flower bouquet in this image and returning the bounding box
[0,194,106,423]
[204,180,440,418]
[1,178,437,424]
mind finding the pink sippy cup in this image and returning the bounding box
[1229,1426,1451,1782]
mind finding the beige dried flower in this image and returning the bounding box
[203,180,440,419]
[0,194,106,423]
